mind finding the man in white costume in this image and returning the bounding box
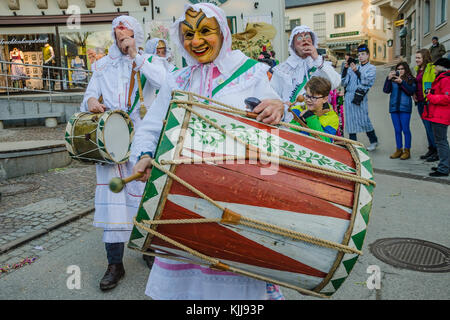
[131,3,285,300]
[270,25,341,122]
[145,38,178,73]
[80,15,166,291]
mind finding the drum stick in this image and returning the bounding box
[109,172,144,193]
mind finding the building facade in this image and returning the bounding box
[0,0,287,93]
[396,0,449,65]
[286,0,397,64]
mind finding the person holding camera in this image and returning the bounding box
[288,76,339,143]
[341,44,378,151]
[422,58,450,177]
[383,62,416,160]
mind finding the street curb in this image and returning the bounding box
[0,206,94,255]
[374,168,450,185]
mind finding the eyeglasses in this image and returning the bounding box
[296,34,312,42]
[304,94,326,102]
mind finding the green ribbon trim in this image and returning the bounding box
[289,66,317,103]
[211,59,259,97]
[128,56,153,115]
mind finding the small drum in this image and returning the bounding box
[129,91,375,298]
[65,110,134,164]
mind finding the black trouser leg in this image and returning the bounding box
[105,242,125,265]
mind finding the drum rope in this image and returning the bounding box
[171,98,363,146]
[133,217,330,299]
[171,90,364,146]
[177,103,375,187]
[150,159,362,256]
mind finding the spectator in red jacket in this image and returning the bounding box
[422,58,450,177]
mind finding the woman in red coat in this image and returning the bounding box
[422,58,450,177]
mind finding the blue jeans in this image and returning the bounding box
[105,242,124,265]
[431,122,449,174]
[390,112,412,149]
[417,101,436,149]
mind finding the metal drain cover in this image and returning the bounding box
[0,182,40,196]
[370,238,450,273]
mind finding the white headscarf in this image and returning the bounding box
[169,3,249,97]
[108,15,145,60]
[144,38,172,60]
[288,25,318,56]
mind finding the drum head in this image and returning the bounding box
[102,112,131,163]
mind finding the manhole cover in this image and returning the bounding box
[370,238,450,273]
[0,182,40,196]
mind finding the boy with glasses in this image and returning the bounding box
[289,76,339,143]
[341,44,379,150]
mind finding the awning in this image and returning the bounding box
[327,40,363,49]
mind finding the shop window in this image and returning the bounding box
[59,24,111,90]
[0,32,57,92]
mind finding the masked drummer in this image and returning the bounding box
[130,3,286,300]
[80,15,167,291]
[270,25,341,122]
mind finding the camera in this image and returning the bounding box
[395,71,400,77]
[347,57,357,66]
[352,88,368,106]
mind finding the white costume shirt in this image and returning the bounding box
[80,16,167,243]
[270,25,341,123]
[131,3,284,300]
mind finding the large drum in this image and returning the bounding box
[65,110,134,164]
[129,90,376,298]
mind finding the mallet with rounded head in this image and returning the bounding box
[109,172,144,193]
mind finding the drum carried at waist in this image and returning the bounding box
[128,90,376,298]
[65,110,134,164]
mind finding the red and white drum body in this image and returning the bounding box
[130,91,375,296]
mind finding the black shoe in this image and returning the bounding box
[426,153,439,162]
[143,251,155,269]
[420,148,436,159]
[431,167,438,171]
[100,263,125,291]
[429,171,449,177]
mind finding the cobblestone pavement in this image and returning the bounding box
[0,124,97,279]
[0,124,66,143]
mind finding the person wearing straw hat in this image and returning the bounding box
[80,15,167,291]
[131,3,286,300]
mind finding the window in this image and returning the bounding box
[334,13,345,28]
[227,16,237,34]
[313,13,326,44]
[383,44,387,58]
[373,42,377,59]
[436,0,447,27]
[290,18,301,31]
[424,0,430,34]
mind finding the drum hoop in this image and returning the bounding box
[313,141,363,294]
[97,109,134,164]
[65,111,92,158]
